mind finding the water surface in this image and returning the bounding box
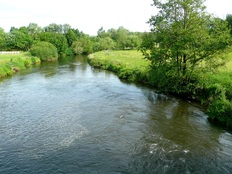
[0,56,232,173]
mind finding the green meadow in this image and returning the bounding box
[88,50,151,83]
[0,52,40,79]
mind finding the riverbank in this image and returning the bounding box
[0,52,41,79]
[88,50,232,129]
[88,50,151,83]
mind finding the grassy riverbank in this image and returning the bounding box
[88,50,232,129]
[0,52,41,79]
[88,50,151,83]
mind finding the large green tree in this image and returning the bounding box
[71,35,94,55]
[5,27,33,51]
[44,23,63,33]
[65,29,77,47]
[95,37,116,51]
[143,0,231,79]
[27,23,43,40]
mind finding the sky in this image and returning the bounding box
[0,0,231,35]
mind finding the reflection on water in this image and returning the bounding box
[0,55,232,173]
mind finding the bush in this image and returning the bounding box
[208,98,232,128]
[29,42,58,61]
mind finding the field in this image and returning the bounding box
[88,50,151,82]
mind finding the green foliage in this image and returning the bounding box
[65,29,77,47]
[226,14,232,36]
[71,36,93,55]
[44,23,63,33]
[144,0,231,79]
[94,37,116,51]
[0,28,6,50]
[71,41,84,55]
[29,42,58,61]
[97,27,110,38]
[208,98,232,128]
[38,32,68,54]
[27,23,43,40]
[114,27,129,49]
[126,35,142,49]
[27,23,43,34]
[0,64,13,78]
[97,27,143,50]
[62,24,71,34]
[64,47,74,55]
[5,28,33,51]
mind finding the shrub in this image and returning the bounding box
[29,42,58,61]
[208,98,232,128]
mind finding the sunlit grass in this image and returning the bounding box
[88,50,151,82]
[0,52,32,63]
[89,50,150,71]
[0,52,41,79]
[208,52,232,88]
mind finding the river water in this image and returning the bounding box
[0,56,232,174]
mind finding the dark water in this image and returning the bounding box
[0,56,232,174]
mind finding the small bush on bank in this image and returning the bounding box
[29,42,58,61]
[208,98,232,128]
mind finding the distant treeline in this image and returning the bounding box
[0,23,144,56]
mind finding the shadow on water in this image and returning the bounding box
[128,90,232,174]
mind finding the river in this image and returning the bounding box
[0,56,232,174]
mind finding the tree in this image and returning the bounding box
[5,27,33,51]
[39,32,68,54]
[95,37,116,51]
[71,35,93,55]
[71,41,84,55]
[65,29,77,47]
[226,14,232,36]
[97,27,110,38]
[27,23,43,40]
[30,41,58,61]
[44,23,63,33]
[126,34,142,49]
[115,27,129,49]
[62,24,71,34]
[143,0,231,79]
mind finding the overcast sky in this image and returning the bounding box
[0,0,231,35]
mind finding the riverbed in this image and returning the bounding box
[0,56,231,173]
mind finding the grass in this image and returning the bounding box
[205,52,232,99]
[0,52,41,79]
[88,50,151,82]
[0,52,29,62]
